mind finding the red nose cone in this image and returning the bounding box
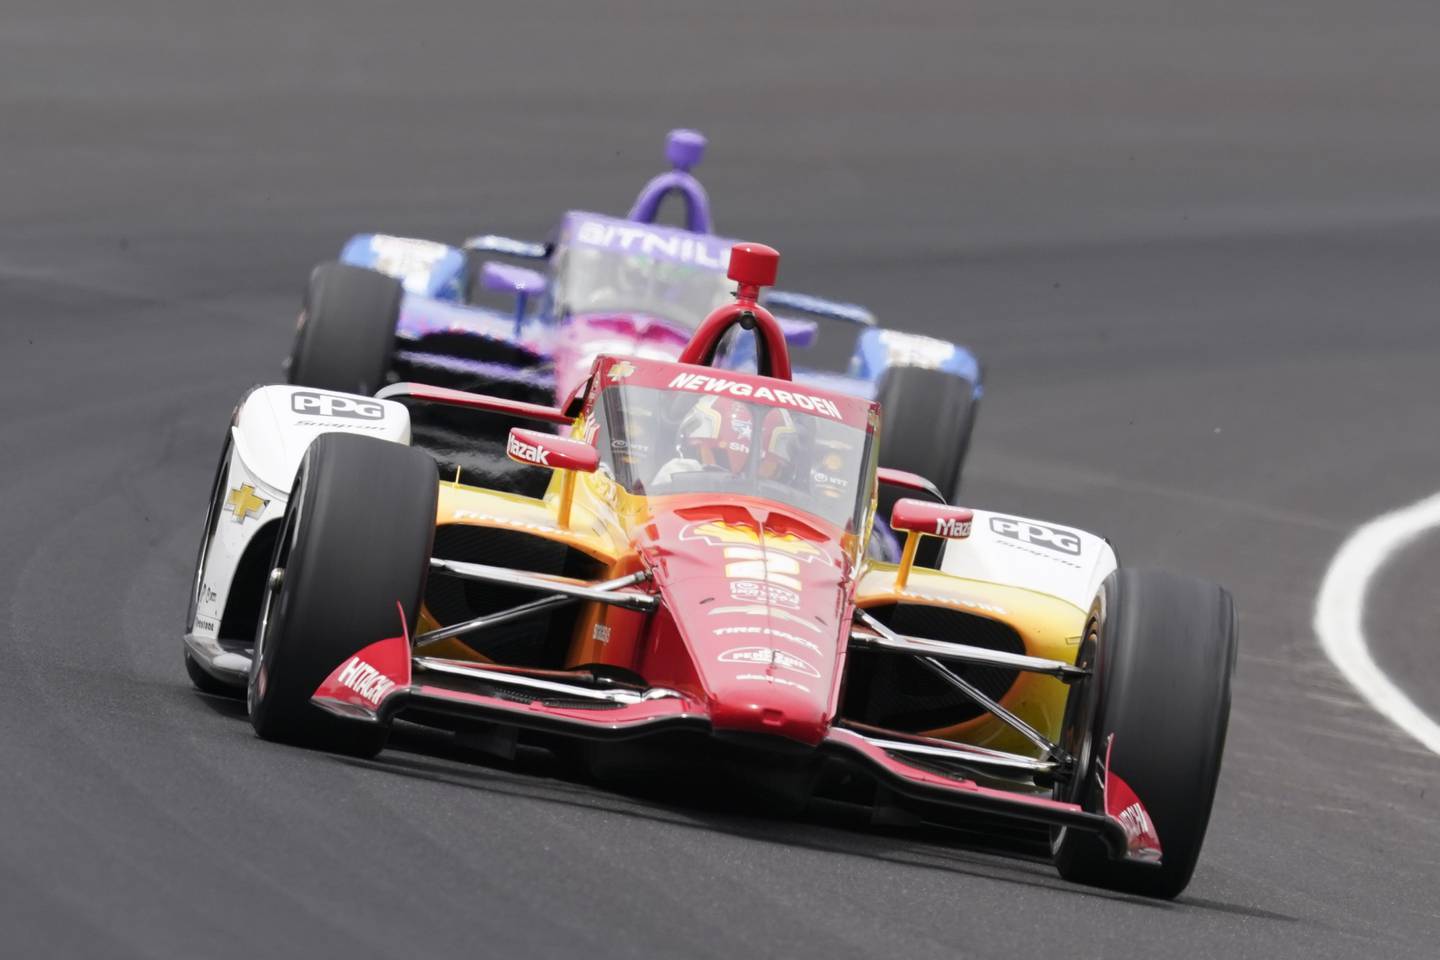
[727,242,780,288]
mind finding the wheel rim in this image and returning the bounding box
[1051,607,1103,854]
[247,460,308,715]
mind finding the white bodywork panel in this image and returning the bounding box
[939,508,1118,612]
[233,385,411,491]
[186,386,412,683]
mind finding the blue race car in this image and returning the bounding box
[284,129,982,500]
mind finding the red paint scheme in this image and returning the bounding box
[1101,735,1163,862]
[890,499,974,540]
[380,382,574,426]
[826,727,1085,813]
[506,428,599,473]
[726,242,780,290]
[594,355,875,429]
[411,683,708,730]
[629,500,855,746]
[677,240,791,379]
[312,602,413,718]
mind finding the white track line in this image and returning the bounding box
[1314,490,1440,756]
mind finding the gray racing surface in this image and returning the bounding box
[4,2,1440,956]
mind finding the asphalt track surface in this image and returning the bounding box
[4,2,1440,957]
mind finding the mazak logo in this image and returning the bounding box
[291,391,384,421]
[718,646,821,678]
[989,517,1082,556]
[507,432,550,466]
[336,656,396,706]
[934,516,972,539]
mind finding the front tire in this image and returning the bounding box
[1053,568,1238,899]
[287,262,402,395]
[248,433,438,756]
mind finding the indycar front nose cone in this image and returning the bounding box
[707,675,829,746]
[640,505,849,749]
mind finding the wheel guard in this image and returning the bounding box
[312,602,413,721]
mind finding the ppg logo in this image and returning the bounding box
[291,391,385,420]
[989,516,1082,555]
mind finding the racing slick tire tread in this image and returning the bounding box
[874,365,977,501]
[247,432,437,757]
[1053,567,1237,900]
[287,262,402,396]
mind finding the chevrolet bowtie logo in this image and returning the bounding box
[608,360,636,382]
[224,483,269,524]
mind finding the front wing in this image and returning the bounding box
[312,633,1156,865]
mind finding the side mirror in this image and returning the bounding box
[889,498,974,591]
[890,498,974,540]
[506,428,598,474]
[481,261,547,296]
[480,261,547,331]
[507,428,598,529]
[877,467,944,504]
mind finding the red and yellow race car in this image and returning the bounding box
[186,243,1236,899]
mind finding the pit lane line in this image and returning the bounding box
[1315,489,1440,755]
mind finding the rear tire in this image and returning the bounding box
[287,262,402,395]
[247,433,438,756]
[875,365,977,501]
[1052,568,1238,899]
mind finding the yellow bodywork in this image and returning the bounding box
[856,563,1087,757]
[419,458,1087,761]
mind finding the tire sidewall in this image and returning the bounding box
[1053,568,1237,898]
[247,433,437,752]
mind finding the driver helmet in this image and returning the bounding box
[757,408,802,483]
[677,396,753,472]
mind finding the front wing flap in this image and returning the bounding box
[310,640,1155,863]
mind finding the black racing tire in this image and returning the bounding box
[247,433,438,756]
[1052,568,1238,899]
[287,262,402,396]
[875,365,978,501]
